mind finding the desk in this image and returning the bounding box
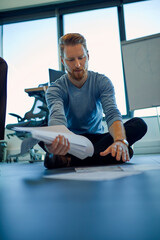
[25,86,48,98]
[25,86,48,93]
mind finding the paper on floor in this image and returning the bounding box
[44,163,160,181]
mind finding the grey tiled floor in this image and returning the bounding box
[1,154,160,240]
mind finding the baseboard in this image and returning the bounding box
[134,140,160,154]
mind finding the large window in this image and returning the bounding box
[64,8,127,115]
[3,0,159,123]
[124,0,160,117]
[3,18,58,124]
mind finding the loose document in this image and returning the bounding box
[13,125,94,159]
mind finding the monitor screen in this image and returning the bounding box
[49,69,65,84]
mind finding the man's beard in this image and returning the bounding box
[68,68,86,81]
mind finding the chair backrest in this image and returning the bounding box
[49,68,65,84]
[0,57,8,140]
[23,98,48,121]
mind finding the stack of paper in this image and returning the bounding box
[13,125,94,159]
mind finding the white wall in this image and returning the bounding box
[133,116,160,154]
[103,116,160,154]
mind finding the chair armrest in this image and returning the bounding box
[9,113,23,122]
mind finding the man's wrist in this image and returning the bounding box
[114,139,129,147]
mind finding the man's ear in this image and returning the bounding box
[87,51,89,61]
[60,56,64,65]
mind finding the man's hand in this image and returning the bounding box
[45,135,70,155]
[100,141,130,162]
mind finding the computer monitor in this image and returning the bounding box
[49,69,65,84]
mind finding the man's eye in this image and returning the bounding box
[78,56,85,60]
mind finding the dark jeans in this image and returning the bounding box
[68,117,147,167]
[0,58,8,140]
[43,117,147,168]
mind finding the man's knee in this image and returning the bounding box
[124,117,148,145]
[132,117,148,137]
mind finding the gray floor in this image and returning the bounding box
[1,154,160,240]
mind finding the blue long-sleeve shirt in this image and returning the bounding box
[45,71,122,134]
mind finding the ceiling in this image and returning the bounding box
[0,0,77,12]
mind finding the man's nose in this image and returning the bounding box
[75,58,80,68]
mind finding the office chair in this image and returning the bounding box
[6,83,49,132]
[6,67,66,134]
[0,57,8,140]
[7,69,65,162]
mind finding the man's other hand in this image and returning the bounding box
[100,141,130,162]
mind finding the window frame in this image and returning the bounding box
[0,0,147,118]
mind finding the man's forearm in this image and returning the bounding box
[109,120,127,142]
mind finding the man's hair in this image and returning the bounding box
[59,33,88,57]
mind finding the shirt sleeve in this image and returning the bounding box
[99,76,123,129]
[45,82,67,126]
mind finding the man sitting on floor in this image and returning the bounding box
[44,33,147,169]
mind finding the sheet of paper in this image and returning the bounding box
[75,165,122,173]
[44,170,142,181]
[44,162,160,181]
[75,163,160,173]
[13,125,94,159]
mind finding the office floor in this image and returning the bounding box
[1,154,160,240]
